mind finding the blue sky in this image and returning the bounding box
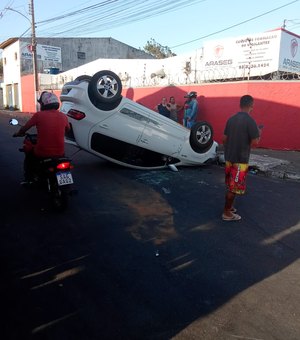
[1,0,300,55]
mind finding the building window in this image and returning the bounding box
[77,52,86,60]
[14,52,18,60]
[4,58,6,65]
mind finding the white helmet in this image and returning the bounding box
[38,91,59,110]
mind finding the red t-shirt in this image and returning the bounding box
[22,110,70,157]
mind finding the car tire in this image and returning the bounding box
[88,70,122,104]
[75,75,92,82]
[189,121,214,153]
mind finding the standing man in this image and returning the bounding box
[183,91,198,128]
[222,95,261,221]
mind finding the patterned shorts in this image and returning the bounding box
[225,161,249,195]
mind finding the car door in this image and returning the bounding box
[139,112,186,158]
[89,101,150,145]
[88,101,151,162]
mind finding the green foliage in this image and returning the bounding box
[143,38,176,59]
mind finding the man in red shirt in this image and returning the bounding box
[14,91,70,182]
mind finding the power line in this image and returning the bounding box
[34,0,206,37]
[37,0,116,24]
[170,0,300,49]
[51,0,193,36]
[4,0,298,52]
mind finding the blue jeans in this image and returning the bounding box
[187,120,195,129]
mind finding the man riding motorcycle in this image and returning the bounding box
[13,91,70,183]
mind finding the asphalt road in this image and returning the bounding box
[1,113,300,340]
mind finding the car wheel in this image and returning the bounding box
[189,121,214,153]
[88,70,122,104]
[75,75,92,82]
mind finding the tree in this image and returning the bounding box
[143,38,176,59]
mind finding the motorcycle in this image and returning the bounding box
[10,118,75,211]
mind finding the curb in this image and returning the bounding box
[216,152,300,182]
[265,169,300,181]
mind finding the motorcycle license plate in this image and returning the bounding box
[56,171,74,186]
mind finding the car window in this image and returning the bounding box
[120,108,159,126]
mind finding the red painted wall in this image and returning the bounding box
[21,75,36,113]
[123,82,300,151]
[21,76,300,150]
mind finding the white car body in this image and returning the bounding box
[60,70,218,170]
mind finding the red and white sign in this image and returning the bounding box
[202,29,300,78]
[20,42,61,63]
[278,30,300,73]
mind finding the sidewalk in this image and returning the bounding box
[217,147,300,181]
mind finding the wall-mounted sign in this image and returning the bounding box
[202,31,282,78]
[278,31,300,73]
[20,42,62,63]
[201,29,300,78]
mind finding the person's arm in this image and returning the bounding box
[250,122,262,148]
[251,128,262,147]
[176,104,183,112]
[222,134,228,146]
[65,116,71,133]
[188,101,198,120]
[251,137,260,147]
[13,115,37,137]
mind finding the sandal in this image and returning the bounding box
[230,207,237,213]
[222,213,241,221]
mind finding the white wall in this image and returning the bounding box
[47,49,204,89]
[2,41,22,108]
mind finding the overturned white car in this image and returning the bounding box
[60,70,218,170]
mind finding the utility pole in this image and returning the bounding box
[282,19,287,29]
[5,2,38,110]
[29,0,39,108]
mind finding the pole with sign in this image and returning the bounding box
[29,0,39,110]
